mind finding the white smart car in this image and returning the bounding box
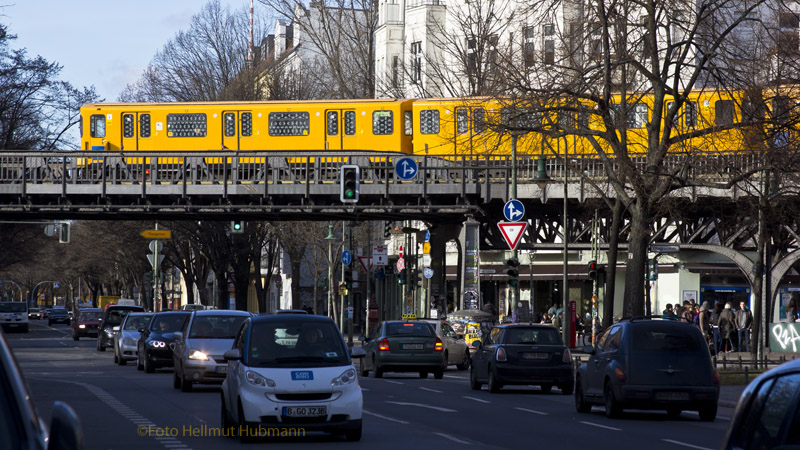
[221,314,365,442]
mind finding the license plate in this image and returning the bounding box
[523,352,549,359]
[215,366,228,374]
[402,344,424,350]
[282,406,327,417]
[656,392,690,401]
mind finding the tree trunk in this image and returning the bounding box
[291,260,303,309]
[623,205,650,318]
[603,199,623,328]
[216,271,229,310]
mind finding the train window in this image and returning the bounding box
[327,111,339,135]
[241,113,252,137]
[344,111,356,135]
[612,103,647,129]
[269,112,310,136]
[456,108,469,134]
[685,102,697,127]
[773,96,791,124]
[167,113,207,137]
[224,113,236,137]
[420,109,440,134]
[473,108,486,134]
[373,111,393,135]
[715,100,735,126]
[140,114,151,138]
[90,115,106,138]
[404,111,413,136]
[123,114,134,138]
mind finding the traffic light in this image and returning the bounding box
[505,258,520,288]
[384,221,392,238]
[648,258,658,280]
[339,165,360,203]
[58,222,70,244]
[415,270,424,289]
[231,220,244,234]
[588,260,598,279]
[344,269,353,289]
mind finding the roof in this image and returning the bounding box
[495,324,557,329]
[251,314,334,325]
[193,310,251,317]
[152,311,191,317]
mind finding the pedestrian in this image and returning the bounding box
[718,303,736,352]
[711,302,723,355]
[552,312,562,329]
[662,303,677,320]
[681,301,694,323]
[547,303,558,317]
[736,301,753,353]
[786,295,798,323]
[699,302,713,352]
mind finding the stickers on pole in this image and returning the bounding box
[497,222,527,250]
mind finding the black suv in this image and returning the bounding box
[48,308,71,326]
[137,311,190,373]
[97,305,145,351]
[575,318,719,421]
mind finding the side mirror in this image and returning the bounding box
[223,348,242,361]
[112,326,120,332]
[582,345,595,354]
[48,401,84,450]
[350,347,366,358]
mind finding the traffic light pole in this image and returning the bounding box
[348,223,354,347]
[511,135,519,320]
[340,221,346,334]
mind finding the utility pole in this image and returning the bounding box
[591,210,599,345]
[562,136,571,347]
[511,135,519,318]
[347,223,354,347]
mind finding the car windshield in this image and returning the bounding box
[105,310,135,326]
[182,304,205,311]
[78,311,102,321]
[632,324,702,352]
[150,315,188,332]
[0,303,26,313]
[505,328,561,345]
[189,315,247,339]
[123,315,152,331]
[51,309,68,316]
[386,322,434,337]
[247,322,349,368]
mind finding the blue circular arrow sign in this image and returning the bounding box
[423,267,434,279]
[342,251,352,266]
[503,199,525,222]
[394,157,418,180]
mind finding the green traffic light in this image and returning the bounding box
[345,191,354,198]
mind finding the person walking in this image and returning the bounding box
[787,296,798,323]
[681,301,694,323]
[735,301,753,353]
[662,303,677,320]
[718,303,736,352]
[710,302,723,355]
[699,302,713,352]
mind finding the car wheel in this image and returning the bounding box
[181,371,193,392]
[371,357,383,378]
[469,366,482,390]
[456,350,470,371]
[540,384,552,394]
[173,369,182,389]
[575,378,591,413]
[604,382,622,418]
[144,351,155,373]
[220,394,235,433]
[73,332,79,341]
[116,347,126,366]
[345,422,362,442]
[113,350,118,364]
[48,320,53,326]
[136,351,144,371]
[560,380,574,395]
[97,338,105,352]
[238,402,256,443]
[419,371,428,379]
[443,351,449,366]
[698,404,717,422]
[433,369,444,379]
[488,369,502,393]
[359,360,369,377]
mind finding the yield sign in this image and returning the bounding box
[497,222,527,250]
[358,256,372,272]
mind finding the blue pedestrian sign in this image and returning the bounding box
[342,251,352,266]
[394,157,418,180]
[374,268,386,280]
[423,267,434,279]
[53,282,60,289]
[423,230,430,242]
[504,199,525,222]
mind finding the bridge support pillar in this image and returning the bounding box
[428,223,460,317]
[458,216,481,312]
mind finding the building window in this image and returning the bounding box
[411,42,422,84]
[90,114,106,138]
[466,38,477,74]
[589,22,602,60]
[373,110,394,135]
[543,24,555,65]
[523,26,535,67]
[392,55,401,88]
[268,111,309,136]
[420,109,440,134]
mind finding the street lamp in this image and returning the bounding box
[324,221,337,320]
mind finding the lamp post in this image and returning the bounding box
[324,221,337,320]
[31,281,57,307]
[562,135,570,347]
[0,280,23,302]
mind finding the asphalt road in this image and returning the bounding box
[9,321,734,450]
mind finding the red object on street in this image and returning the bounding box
[569,301,577,348]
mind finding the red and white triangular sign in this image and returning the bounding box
[358,256,372,272]
[497,221,527,250]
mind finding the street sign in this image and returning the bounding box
[147,253,165,268]
[396,258,406,272]
[372,245,388,266]
[342,250,352,266]
[374,268,386,280]
[399,245,404,258]
[423,230,430,242]
[394,157,418,180]
[423,242,431,254]
[497,222,528,250]
[503,199,525,222]
[53,282,60,289]
[422,254,432,266]
[423,267,434,279]
[650,245,680,253]
[148,240,163,253]
[358,256,372,273]
[141,230,172,239]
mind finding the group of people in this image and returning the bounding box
[662,300,753,354]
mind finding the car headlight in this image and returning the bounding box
[78,324,86,329]
[245,371,275,387]
[331,368,357,386]
[105,328,115,336]
[188,349,208,360]
[148,340,166,348]
[123,339,136,346]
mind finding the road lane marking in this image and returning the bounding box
[385,401,457,412]
[384,380,404,385]
[514,407,548,415]
[420,387,443,393]
[662,439,714,450]
[362,410,410,424]
[462,396,490,404]
[579,421,622,431]
[434,432,472,444]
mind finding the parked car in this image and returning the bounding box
[97,304,145,352]
[419,319,471,370]
[275,309,310,314]
[360,320,446,379]
[470,324,574,394]
[180,304,206,311]
[72,308,103,340]
[574,318,719,420]
[721,357,800,449]
[137,311,190,373]
[173,310,250,391]
[48,308,71,326]
[221,314,365,442]
[28,307,42,320]
[0,301,29,333]
[113,312,153,366]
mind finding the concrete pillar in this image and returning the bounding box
[459,216,481,310]
[428,223,460,316]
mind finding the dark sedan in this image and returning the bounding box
[360,320,446,379]
[470,324,574,394]
[48,308,71,326]
[137,311,190,373]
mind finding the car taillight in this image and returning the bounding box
[378,338,389,351]
[614,367,627,382]
[434,338,443,351]
[562,348,572,363]
[496,347,507,361]
[712,368,719,385]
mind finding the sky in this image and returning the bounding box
[2,0,250,102]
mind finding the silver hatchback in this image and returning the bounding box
[172,310,251,392]
[113,313,153,366]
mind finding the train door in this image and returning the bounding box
[222,110,248,151]
[120,112,151,151]
[324,109,356,151]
